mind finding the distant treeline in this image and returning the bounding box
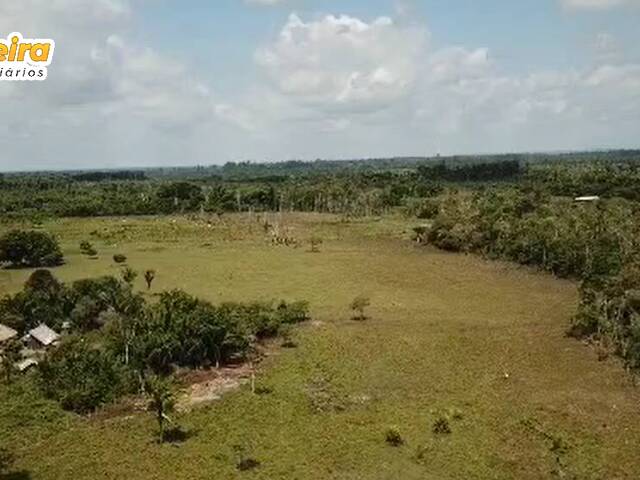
[5,149,630,181]
[71,171,147,182]
[1,151,640,220]
[417,160,522,182]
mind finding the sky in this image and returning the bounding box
[0,0,639,171]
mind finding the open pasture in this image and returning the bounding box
[1,213,639,479]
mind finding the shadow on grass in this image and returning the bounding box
[162,426,197,444]
[0,471,32,480]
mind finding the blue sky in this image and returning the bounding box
[0,0,639,170]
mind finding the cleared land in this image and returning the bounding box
[1,213,639,479]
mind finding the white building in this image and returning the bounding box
[26,324,61,350]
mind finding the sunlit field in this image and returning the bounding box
[2,213,639,479]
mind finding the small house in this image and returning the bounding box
[17,358,38,372]
[0,323,18,346]
[574,196,600,202]
[26,324,61,350]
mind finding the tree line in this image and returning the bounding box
[420,186,640,369]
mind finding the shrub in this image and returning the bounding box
[0,230,64,268]
[350,296,370,320]
[113,254,127,264]
[385,427,404,446]
[433,416,451,435]
[79,240,97,257]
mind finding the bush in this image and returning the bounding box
[113,254,127,264]
[350,296,370,320]
[0,230,64,268]
[79,240,97,257]
[433,416,451,435]
[385,427,404,446]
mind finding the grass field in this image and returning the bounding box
[2,213,640,479]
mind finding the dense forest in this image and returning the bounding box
[2,150,640,220]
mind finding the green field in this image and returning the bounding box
[2,214,639,479]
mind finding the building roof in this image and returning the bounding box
[575,196,600,202]
[17,358,38,372]
[28,324,60,346]
[0,324,18,343]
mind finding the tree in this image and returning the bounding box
[0,230,64,268]
[146,375,176,442]
[38,337,134,413]
[350,296,371,320]
[1,338,22,383]
[144,270,156,290]
[121,267,138,286]
[24,269,62,294]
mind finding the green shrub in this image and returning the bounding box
[113,254,127,264]
[433,416,451,435]
[79,240,97,257]
[385,427,404,446]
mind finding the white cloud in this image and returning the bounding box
[255,13,426,113]
[0,0,256,170]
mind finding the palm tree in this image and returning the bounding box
[144,270,156,290]
[146,375,175,443]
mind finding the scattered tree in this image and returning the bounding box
[144,269,156,290]
[350,296,371,321]
[146,375,176,443]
